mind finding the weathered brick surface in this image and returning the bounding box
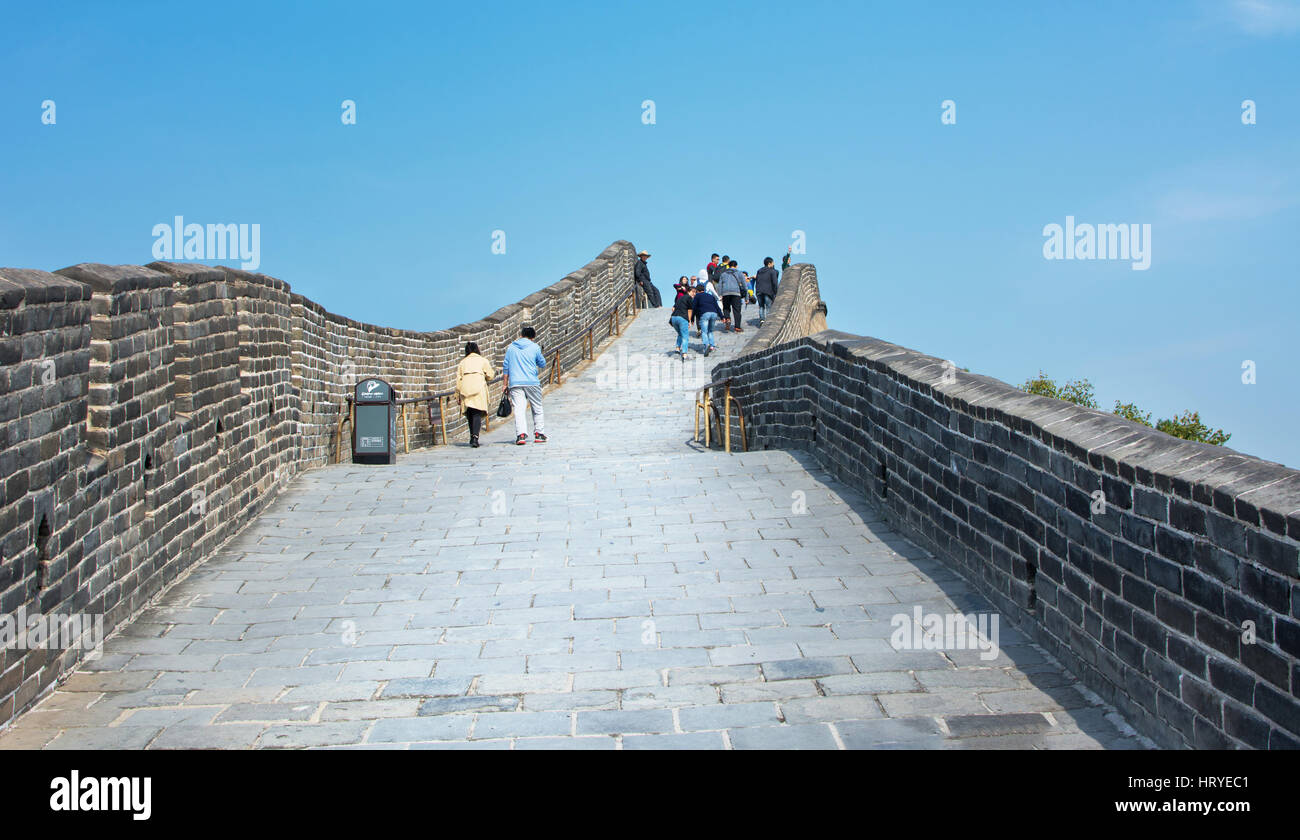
[0,241,635,726]
[714,330,1300,749]
[744,262,828,354]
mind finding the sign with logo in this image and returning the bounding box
[355,379,390,402]
[351,377,397,464]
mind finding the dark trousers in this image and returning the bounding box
[465,408,485,440]
[722,294,743,327]
[638,280,662,308]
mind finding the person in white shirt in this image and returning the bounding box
[697,269,718,298]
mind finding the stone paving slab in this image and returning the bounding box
[0,306,1150,750]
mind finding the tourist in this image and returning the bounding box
[693,280,723,356]
[455,342,495,448]
[669,279,694,359]
[697,269,718,299]
[781,247,792,271]
[503,326,548,445]
[755,256,780,326]
[710,254,729,287]
[717,259,746,332]
[634,249,662,308]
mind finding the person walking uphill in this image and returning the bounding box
[634,250,662,308]
[669,279,694,359]
[754,256,780,327]
[503,326,548,445]
[456,342,496,448]
[693,279,723,356]
[717,260,746,332]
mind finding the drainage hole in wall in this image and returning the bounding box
[35,515,50,590]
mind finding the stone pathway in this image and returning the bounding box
[0,304,1149,749]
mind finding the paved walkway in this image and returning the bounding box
[0,304,1148,749]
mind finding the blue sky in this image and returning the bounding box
[2,0,1297,466]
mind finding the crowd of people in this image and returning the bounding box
[663,249,790,358]
[451,246,794,449]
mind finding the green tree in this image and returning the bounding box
[1156,410,1231,446]
[1019,370,1098,409]
[1112,401,1152,427]
[1018,373,1231,446]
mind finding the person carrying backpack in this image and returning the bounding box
[709,254,728,287]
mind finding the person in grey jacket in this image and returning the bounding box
[754,257,780,326]
[634,250,662,308]
[717,260,746,332]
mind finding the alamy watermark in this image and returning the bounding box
[50,771,151,821]
[1,607,104,659]
[890,606,1000,661]
[151,215,261,271]
[1042,216,1151,271]
[596,346,710,391]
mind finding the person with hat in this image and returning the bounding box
[634,249,662,308]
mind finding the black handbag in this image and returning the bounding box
[496,392,512,418]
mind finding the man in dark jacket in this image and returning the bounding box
[754,257,780,326]
[634,250,662,308]
[692,280,723,356]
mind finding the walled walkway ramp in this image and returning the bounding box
[0,309,1148,750]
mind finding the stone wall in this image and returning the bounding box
[714,329,1300,750]
[0,241,637,726]
[744,262,829,353]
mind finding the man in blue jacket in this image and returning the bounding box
[693,281,724,357]
[503,326,548,444]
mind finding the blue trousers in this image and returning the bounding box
[698,312,719,347]
[670,315,690,353]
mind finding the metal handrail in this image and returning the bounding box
[694,378,747,453]
[333,283,642,461]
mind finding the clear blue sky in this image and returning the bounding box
[3,1,1297,466]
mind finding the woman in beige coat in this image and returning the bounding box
[455,342,495,448]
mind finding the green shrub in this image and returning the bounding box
[1016,374,1230,447]
[1019,370,1098,409]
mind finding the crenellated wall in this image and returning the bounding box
[0,241,637,726]
[714,328,1300,750]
